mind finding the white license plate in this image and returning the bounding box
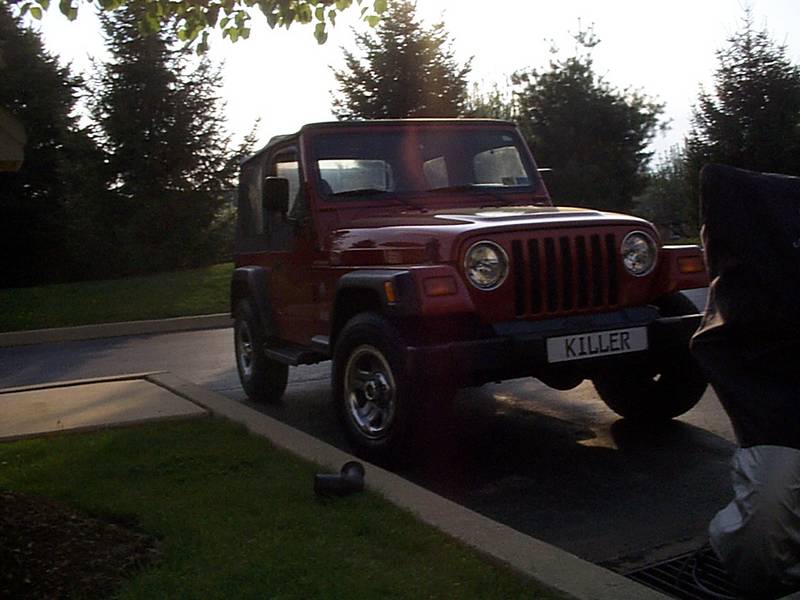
[546,327,648,363]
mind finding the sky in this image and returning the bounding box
[31,0,800,160]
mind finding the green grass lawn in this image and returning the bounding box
[0,418,561,599]
[0,263,232,332]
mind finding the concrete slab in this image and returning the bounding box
[0,379,207,441]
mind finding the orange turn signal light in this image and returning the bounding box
[678,256,705,274]
[383,281,397,303]
[423,276,457,297]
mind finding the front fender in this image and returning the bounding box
[336,266,476,318]
[654,245,709,296]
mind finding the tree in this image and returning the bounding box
[634,147,695,241]
[0,3,98,286]
[87,5,242,275]
[685,10,800,226]
[332,0,471,119]
[464,80,516,120]
[11,0,387,51]
[513,28,664,213]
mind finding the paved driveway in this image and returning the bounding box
[0,293,736,569]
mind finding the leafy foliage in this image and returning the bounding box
[332,0,471,119]
[512,28,664,213]
[634,147,696,240]
[84,5,251,276]
[10,0,387,51]
[0,2,254,287]
[685,10,800,226]
[464,80,516,120]
[0,3,97,286]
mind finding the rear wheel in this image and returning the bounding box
[234,300,288,404]
[592,293,707,422]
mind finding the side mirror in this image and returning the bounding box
[263,177,289,213]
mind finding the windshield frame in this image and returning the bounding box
[303,122,548,210]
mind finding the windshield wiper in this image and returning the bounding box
[428,184,502,193]
[428,184,512,207]
[329,188,390,198]
[329,188,426,211]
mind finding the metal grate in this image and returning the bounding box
[511,233,619,317]
[623,547,743,600]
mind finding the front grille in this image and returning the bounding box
[511,233,619,317]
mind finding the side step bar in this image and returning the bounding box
[264,341,328,366]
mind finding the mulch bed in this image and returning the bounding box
[0,490,160,599]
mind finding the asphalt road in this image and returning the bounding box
[0,288,737,570]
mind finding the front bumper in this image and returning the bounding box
[406,306,702,386]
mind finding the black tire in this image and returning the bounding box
[332,313,420,462]
[234,299,288,404]
[591,293,708,422]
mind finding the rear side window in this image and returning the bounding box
[236,144,306,251]
[238,163,264,238]
[276,158,301,214]
[268,148,305,250]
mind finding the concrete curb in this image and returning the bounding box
[0,314,232,348]
[0,372,166,394]
[147,371,670,600]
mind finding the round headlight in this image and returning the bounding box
[621,231,657,277]
[464,241,509,290]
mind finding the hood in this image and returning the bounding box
[328,205,652,266]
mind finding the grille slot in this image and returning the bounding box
[559,237,574,310]
[527,239,542,314]
[575,236,589,308]
[512,233,618,317]
[605,233,619,306]
[544,238,558,312]
[511,240,525,316]
[590,235,604,306]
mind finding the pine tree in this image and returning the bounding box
[513,27,663,213]
[332,0,471,119]
[685,10,800,227]
[0,4,92,286]
[90,6,238,274]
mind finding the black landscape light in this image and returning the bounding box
[313,461,365,497]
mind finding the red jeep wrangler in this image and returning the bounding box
[231,119,708,460]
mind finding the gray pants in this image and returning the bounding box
[710,446,800,595]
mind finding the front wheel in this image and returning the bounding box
[591,293,708,422]
[332,313,419,462]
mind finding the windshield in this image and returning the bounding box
[309,127,540,201]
